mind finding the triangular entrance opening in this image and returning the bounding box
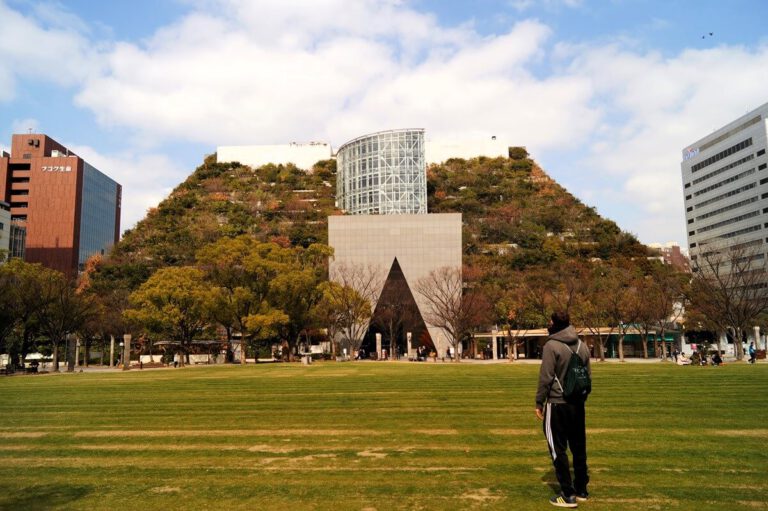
[362,257,434,357]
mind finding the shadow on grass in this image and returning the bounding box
[541,469,560,494]
[0,484,90,511]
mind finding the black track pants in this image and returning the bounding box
[543,402,589,496]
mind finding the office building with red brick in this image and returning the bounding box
[0,134,121,275]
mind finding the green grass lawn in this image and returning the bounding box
[0,362,766,511]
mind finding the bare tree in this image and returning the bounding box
[647,264,688,360]
[496,270,550,360]
[415,266,488,362]
[327,262,384,358]
[688,242,768,360]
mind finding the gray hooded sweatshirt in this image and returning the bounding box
[535,325,592,408]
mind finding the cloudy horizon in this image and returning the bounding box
[2,0,768,246]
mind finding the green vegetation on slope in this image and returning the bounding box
[0,363,765,511]
[91,150,647,294]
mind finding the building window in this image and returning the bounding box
[697,210,761,233]
[688,219,694,224]
[695,183,755,209]
[689,230,695,236]
[690,243,697,248]
[760,164,767,170]
[691,137,753,173]
[696,196,757,221]
[692,154,754,185]
[693,167,755,197]
[686,206,693,212]
[719,224,761,239]
[758,149,766,156]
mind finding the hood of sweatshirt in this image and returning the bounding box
[548,325,579,344]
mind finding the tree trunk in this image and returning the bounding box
[618,334,625,362]
[641,332,648,359]
[597,337,605,361]
[734,328,744,360]
[52,342,60,372]
[67,336,76,373]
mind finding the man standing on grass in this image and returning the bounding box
[535,311,591,508]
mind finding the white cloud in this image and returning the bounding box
[75,6,599,155]
[0,1,99,100]
[10,118,40,134]
[562,42,768,242]
[5,0,768,246]
[67,144,188,232]
[508,0,583,12]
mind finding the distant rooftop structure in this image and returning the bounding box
[424,137,510,163]
[216,142,332,170]
[647,242,691,272]
[216,132,511,171]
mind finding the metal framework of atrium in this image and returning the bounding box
[336,129,427,215]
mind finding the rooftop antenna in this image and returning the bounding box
[27,128,32,134]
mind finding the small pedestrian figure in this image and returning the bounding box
[748,342,757,364]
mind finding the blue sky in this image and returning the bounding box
[2,0,768,246]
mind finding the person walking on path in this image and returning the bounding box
[748,342,757,364]
[535,311,591,508]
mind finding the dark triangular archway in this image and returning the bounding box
[362,257,434,357]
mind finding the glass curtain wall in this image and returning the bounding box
[336,129,427,215]
[78,163,119,269]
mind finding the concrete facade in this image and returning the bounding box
[681,103,768,261]
[328,213,462,355]
[217,142,332,170]
[0,134,121,275]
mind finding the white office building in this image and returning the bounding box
[681,103,768,260]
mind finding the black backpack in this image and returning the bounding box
[556,340,592,402]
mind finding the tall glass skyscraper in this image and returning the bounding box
[336,129,427,215]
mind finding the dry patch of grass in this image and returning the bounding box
[460,488,502,503]
[0,432,46,438]
[74,429,381,438]
[716,430,768,438]
[357,450,387,458]
[410,429,457,435]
